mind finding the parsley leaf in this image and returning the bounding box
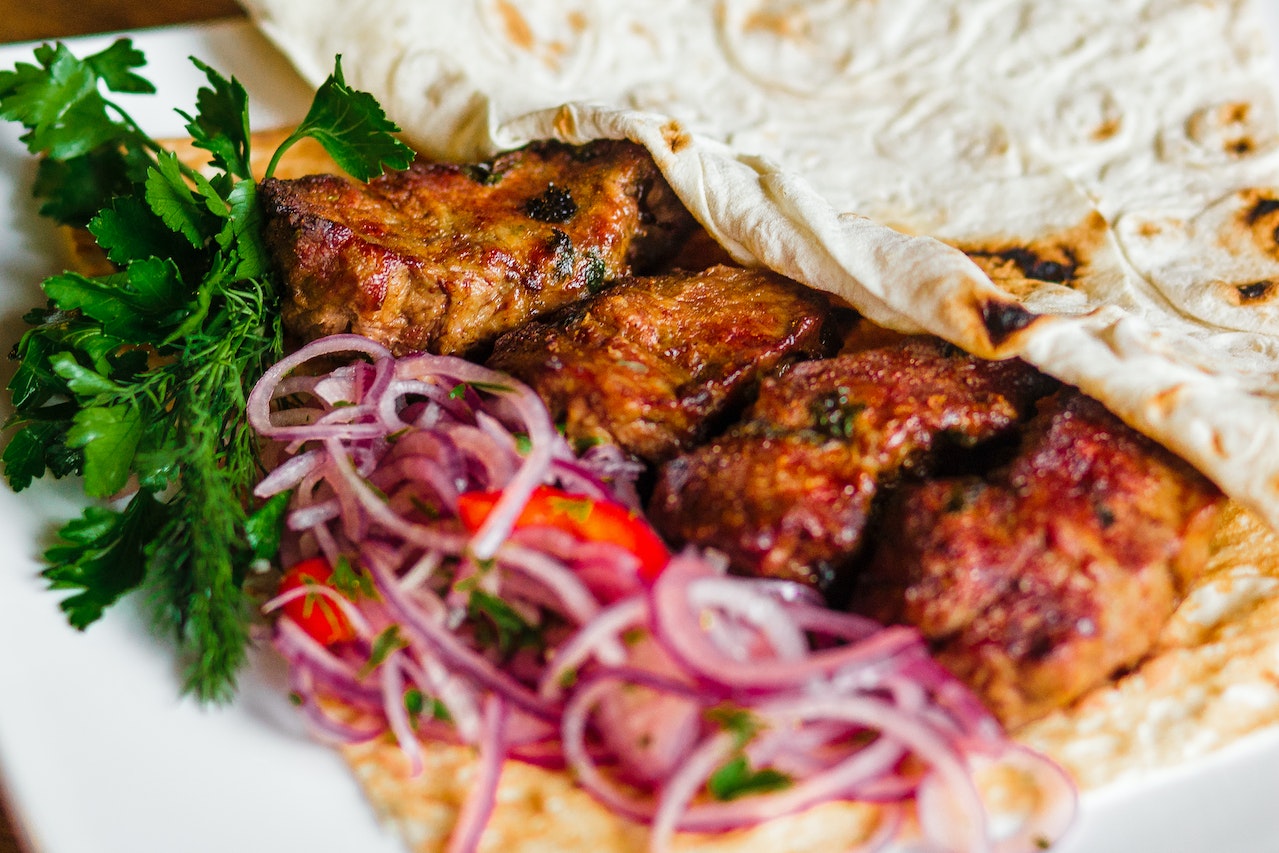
[90,195,189,267]
[32,147,136,225]
[180,58,251,180]
[42,494,167,629]
[0,39,417,701]
[145,150,212,248]
[331,554,376,599]
[0,41,146,160]
[2,420,77,490]
[449,379,515,400]
[244,492,290,562]
[705,704,763,747]
[404,687,452,725]
[41,259,187,341]
[264,56,414,181]
[700,704,792,801]
[65,402,143,497]
[83,39,154,94]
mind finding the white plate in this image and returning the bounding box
[1,17,1279,853]
[0,21,403,853]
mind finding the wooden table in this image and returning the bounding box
[0,0,243,43]
[0,9,246,853]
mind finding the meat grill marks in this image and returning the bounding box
[260,140,696,356]
[848,390,1224,728]
[263,136,1228,728]
[486,265,838,464]
[647,337,1052,592]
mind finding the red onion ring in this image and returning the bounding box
[253,336,1076,853]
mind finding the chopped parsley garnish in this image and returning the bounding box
[0,39,413,701]
[704,703,763,747]
[467,588,544,656]
[706,755,793,801]
[330,554,376,600]
[544,493,594,523]
[449,379,516,400]
[703,703,793,801]
[361,624,409,676]
[404,687,452,725]
[809,386,865,440]
[461,159,510,186]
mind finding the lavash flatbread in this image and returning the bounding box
[327,508,1279,853]
[342,734,891,853]
[242,0,1279,534]
[236,0,1279,849]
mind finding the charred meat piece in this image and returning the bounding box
[648,337,1051,590]
[849,390,1224,728]
[261,140,696,356]
[487,265,837,463]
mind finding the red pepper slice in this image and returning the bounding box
[456,485,670,581]
[277,557,356,646]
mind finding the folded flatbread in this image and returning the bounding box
[245,0,1279,534]
[238,0,1279,846]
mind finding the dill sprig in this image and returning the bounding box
[0,40,413,700]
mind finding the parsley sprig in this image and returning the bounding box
[0,40,414,701]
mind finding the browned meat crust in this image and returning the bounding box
[849,390,1225,728]
[486,265,838,463]
[260,140,695,356]
[647,337,1051,591]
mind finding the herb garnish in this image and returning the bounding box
[467,588,544,657]
[809,386,864,440]
[703,704,794,801]
[706,754,792,801]
[0,40,413,701]
[361,625,409,677]
[449,379,516,400]
[403,687,452,726]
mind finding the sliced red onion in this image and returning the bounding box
[650,555,923,692]
[254,448,324,498]
[539,597,648,700]
[273,620,377,701]
[381,653,424,775]
[446,694,508,853]
[648,728,739,851]
[363,548,558,721]
[468,393,558,559]
[253,336,1076,853]
[493,541,601,626]
[247,334,392,436]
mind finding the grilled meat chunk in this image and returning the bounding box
[487,265,837,463]
[648,337,1050,590]
[261,140,696,356]
[849,390,1225,728]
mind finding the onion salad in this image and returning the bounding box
[249,333,1078,853]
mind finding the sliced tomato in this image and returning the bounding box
[277,557,355,646]
[456,485,670,580]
